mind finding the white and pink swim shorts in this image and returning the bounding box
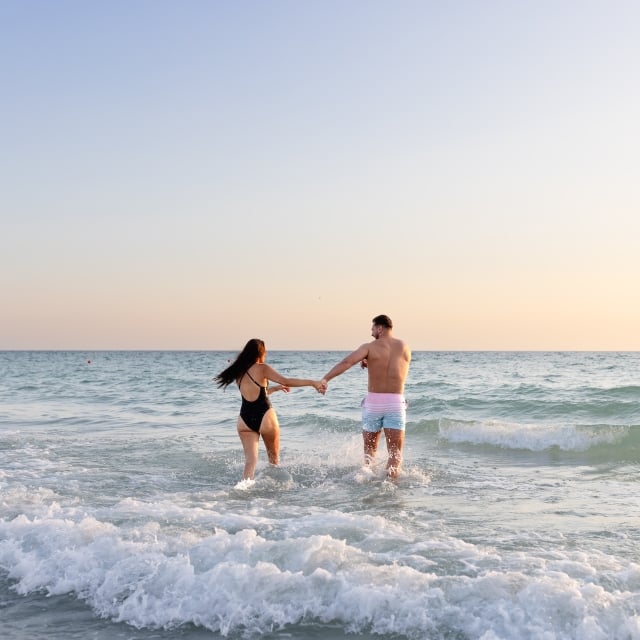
[361,392,407,432]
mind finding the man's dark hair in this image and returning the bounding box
[372,314,393,329]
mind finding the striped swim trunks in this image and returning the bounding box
[361,392,407,432]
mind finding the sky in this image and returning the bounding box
[2,0,639,351]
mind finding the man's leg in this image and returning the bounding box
[362,430,382,466]
[384,428,405,479]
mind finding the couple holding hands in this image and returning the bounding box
[215,315,411,481]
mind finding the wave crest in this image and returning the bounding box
[438,419,632,452]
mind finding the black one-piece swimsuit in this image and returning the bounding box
[239,371,272,433]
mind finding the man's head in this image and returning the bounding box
[372,314,392,329]
[371,314,393,339]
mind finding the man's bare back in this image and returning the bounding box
[363,335,411,394]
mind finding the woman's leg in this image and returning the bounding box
[258,409,280,465]
[237,418,260,479]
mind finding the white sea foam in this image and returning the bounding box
[2,502,640,638]
[233,478,256,490]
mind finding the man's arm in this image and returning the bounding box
[322,344,369,385]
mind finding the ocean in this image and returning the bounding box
[1,350,639,640]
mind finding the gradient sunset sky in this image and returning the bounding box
[3,1,639,351]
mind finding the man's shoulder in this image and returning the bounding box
[393,337,411,359]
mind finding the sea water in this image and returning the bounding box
[1,350,639,640]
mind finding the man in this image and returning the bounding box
[320,314,411,479]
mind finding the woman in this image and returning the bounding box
[215,338,323,480]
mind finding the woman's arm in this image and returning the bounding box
[261,364,324,392]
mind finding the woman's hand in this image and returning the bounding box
[267,384,290,395]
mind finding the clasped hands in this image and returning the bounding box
[314,379,328,395]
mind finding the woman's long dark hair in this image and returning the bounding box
[215,338,265,389]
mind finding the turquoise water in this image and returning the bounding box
[1,351,640,639]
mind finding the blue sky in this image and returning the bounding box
[2,1,639,350]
